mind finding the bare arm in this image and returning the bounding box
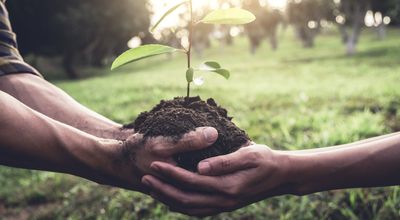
[141,133,400,217]
[0,90,117,184]
[291,132,400,194]
[0,90,218,193]
[0,73,132,140]
[287,132,400,154]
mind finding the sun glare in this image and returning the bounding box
[265,0,287,9]
[150,0,287,30]
[150,0,209,29]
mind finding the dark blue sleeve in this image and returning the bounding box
[0,0,41,77]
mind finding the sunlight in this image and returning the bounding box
[150,0,287,30]
[150,0,210,29]
[260,0,287,10]
[264,0,287,9]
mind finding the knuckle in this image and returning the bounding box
[185,175,197,185]
[182,133,197,148]
[145,144,160,156]
[248,151,263,162]
[146,138,172,156]
[224,184,240,196]
[218,158,231,169]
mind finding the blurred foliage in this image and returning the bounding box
[6,0,151,79]
[371,0,400,20]
[287,0,335,48]
[3,0,400,79]
[286,0,399,54]
[1,28,400,219]
[242,0,285,53]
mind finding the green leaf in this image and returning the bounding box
[212,69,230,79]
[204,61,221,69]
[111,44,182,70]
[198,61,230,79]
[150,1,189,32]
[200,8,256,25]
[199,61,221,71]
[186,67,194,83]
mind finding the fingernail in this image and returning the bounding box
[198,161,210,174]
[203,127,218,144]
[142,178,152,187]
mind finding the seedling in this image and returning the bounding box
[111,0,255,98]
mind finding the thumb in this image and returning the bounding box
[163,127,218,156]
[198,148,256,176]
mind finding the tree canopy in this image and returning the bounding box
[7,0,151,78]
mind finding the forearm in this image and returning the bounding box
[0,73,132,140]
[287,132,400,154]
[0,91,119,184]
[287,133,400,195]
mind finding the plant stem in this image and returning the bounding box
[186,0,193,98]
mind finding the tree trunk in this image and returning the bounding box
[339,25,349,43]
[344,1,368,56]
[346,38,357,55]
[376,23,386,40]
[296,26,314,48]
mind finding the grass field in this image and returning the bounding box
[1,28,400,219]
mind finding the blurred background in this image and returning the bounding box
[1,0,400,219]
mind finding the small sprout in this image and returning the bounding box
[111,1,255,98]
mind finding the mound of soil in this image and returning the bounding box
[124,96,250,171]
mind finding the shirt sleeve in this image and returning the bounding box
[0,0,42,77]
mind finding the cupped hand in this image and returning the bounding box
[142,144,296,217]
[97,127,218,193]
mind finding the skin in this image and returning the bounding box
[0,74,218,193]
[143,132,400,217]
[0,74,132,140]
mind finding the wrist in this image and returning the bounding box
[88,135,147,192]
[101,125,134,140]
[269,150,302,196]
[66,136,123,185]
[276,150,320,196]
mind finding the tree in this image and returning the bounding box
[370,0,399,39]
[242,0,285,54]
[287,0,335,48]
[333,0,370,55]
[7,0,151,79]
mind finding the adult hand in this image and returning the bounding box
[96,127,219,194]
[142,144,295,217]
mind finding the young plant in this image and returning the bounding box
[111,0,255,98]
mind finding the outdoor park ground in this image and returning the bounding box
[1,28,400,219]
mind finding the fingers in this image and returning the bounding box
[147,127,218,156]
[150,162,224,193]
[153,191,225,217]
[142,175,237,212]
[198,147,258,176]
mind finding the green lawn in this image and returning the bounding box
[1,28,400,219]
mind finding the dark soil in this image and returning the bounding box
[124,96,250,171]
